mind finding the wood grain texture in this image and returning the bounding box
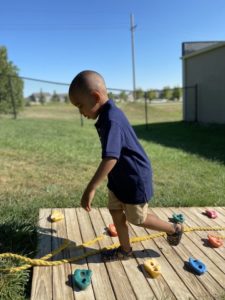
[31,207,225,300]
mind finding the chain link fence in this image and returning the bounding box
[0,73,197,127]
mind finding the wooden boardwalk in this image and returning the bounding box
[31,207,225,300]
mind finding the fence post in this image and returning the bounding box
[8,75,17,119]
[194,84,198,122]
[144,92,148,130]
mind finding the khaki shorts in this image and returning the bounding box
[108,190,148,225]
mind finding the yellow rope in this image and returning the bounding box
[0,226,224,273]
[0,236,104,273]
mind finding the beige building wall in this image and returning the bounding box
[183,44,225,124]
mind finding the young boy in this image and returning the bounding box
[69,70,183,260]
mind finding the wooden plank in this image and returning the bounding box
[31,208,53,300]
[129,220,193,300]
[179,207,225,267]
[97,208,138,300]
[99,208,156,300]
[76,208,115,300]
[164,207,225,297]
[216,207,225,217]
[128,224,176,300]
[64,208,95,300]
[152,207,214,300]
[51,208,74,300]
[187,207,225,259]
[31,207,225,300]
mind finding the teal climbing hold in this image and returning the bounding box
[73,269,92,290]
[172,213,185,223]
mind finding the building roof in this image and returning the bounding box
[182,41,225,60]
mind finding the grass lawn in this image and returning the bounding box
[0,101,225,299]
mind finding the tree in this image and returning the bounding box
[0,46,24,115]
[146,89,157,101]
[51,91,60,102]
[108,92,114,99]
[64,94,69,103]
[135,88,144,100]
[162,86,173,100]
[172,87,182,101]
[39,89,46,105]
[119,91,128,101]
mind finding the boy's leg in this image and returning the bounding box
[140,213,182,234]
[103,190,132,260]
[109,209,131,252]
[139,212,183,246]
[125,204,183,246]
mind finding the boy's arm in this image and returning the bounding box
[81,157,117,211]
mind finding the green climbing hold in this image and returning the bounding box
[73,269,92,290]
[172,213,185,223]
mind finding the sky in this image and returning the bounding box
[1,0,225,96]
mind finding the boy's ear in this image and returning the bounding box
[91,90,101,103]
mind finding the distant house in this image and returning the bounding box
[182,41,225,124]
[28,92,52,104]
[27,92,68,104]
[57,93,69,103]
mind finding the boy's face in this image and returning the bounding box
[70,92,99,119]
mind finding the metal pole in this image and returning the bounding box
[144,92,148,130]
[130,13,137,100]
[195,84,198,122]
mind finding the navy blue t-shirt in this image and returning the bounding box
[95,99,153,204]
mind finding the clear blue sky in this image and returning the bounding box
[1,0,225,96]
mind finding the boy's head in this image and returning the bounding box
[69,70,108,119]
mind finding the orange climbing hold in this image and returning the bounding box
[208,234,223,248]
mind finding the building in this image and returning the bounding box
[182,41,225,124]
[28,92,52,104]
[27,92,68,104]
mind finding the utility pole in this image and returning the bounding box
[130,13,137,100]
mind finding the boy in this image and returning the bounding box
[69,70,183,260]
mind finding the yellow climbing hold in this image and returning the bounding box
[144,258,161,278]
[50,210,64,222]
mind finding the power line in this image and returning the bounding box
[0,73,132,93]
[0,23,129,31]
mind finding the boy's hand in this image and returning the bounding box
[80,187,96,212]
[80,158,117,212]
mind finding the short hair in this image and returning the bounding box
[69,70,106,97]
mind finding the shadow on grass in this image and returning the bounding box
[0,217,38,300]
[133,121,225,164]
[0,217,37,255]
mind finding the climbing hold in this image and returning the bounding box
[50,210,64,222]
[172,213,185,223]
[207,234,223,248]
[108,224,118,237]
[188,257,207,275]
[204,209,218,219]
[73,269,92,290]
[144,259,161,278]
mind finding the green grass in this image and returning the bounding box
[0,101,225,299]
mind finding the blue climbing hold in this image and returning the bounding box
[172,213,185,223]
[188,257,207,275]
[73,269,92,290]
